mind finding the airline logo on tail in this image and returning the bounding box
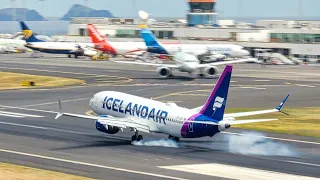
[212,96,224,116]
[22,30,33,39]
[88,24,104,42]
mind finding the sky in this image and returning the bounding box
[1,0,320,18]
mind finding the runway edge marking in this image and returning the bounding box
[0,148,189,180]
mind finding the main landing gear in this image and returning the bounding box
[168,135,180,142]
[131,129,143,142]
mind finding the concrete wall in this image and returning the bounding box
[236,30,270,42]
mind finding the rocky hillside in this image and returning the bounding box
[60,4,114,20]
[0,8,45,21]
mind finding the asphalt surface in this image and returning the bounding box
[0,54,319,180]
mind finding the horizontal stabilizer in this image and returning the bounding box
[227,118,278,125]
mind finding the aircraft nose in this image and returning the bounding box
[241,49,250,56]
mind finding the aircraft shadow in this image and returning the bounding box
[133,76,196,81]
[51,140,131,151]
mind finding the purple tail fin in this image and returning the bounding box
[199,65,232,121]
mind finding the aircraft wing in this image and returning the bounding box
[111,60,177,68]
[225,94,290,118]
[55,100,150,133]
[226,119,278,125]
[192,94,290,119]
[185,118,278,126]
[196,58,257,68]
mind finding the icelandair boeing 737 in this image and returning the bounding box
[56,65,290,142]
[20,21,97,58]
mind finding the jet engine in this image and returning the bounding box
[73,44,85,58]
[95,121,120,134]
[218,121,231,131]
[204,66,219,77]
[156,67,171,78]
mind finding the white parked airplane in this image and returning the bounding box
[20,21,97,58]
[0,38,26,50]
[112,51,255,78]
[56,65,290,142]
[139,26,250,61]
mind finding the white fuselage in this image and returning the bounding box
[89,91,196,138]
[161,44,249,58]
[108,42,146,54]
[0,38,26,49]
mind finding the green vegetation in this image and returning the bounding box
[226,107,320,138]
[0,72,85,90]
[0,163,93,180]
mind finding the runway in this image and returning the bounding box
[0,54,319,179]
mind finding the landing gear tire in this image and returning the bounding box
[137,135,143,141]
[68,54,71,58]
[131,130,143,142]
[168,135,180,142]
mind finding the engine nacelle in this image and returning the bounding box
[156,67,171,78]
[218,121,231,131]
[95,121,120,134]
[204,66,219,78]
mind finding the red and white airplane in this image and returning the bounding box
[87,24,180,58]
[88,24,146,56]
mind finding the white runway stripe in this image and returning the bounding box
[159,163,318,180]
[0,148,188,180]
[0,111,44,118]
[0,113,24,118]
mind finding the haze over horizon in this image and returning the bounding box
[1,0,320,19]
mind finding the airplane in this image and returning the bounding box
[139,26,251,62]
[55,64,290,142]
[20,21,97,58]
[112,50,255,78]
[0,36,28,53]
[88,24,146,56]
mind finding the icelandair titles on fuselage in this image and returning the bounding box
[103,96,168,124]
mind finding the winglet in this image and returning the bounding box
[276,93,290,111]
[55,98,63,119]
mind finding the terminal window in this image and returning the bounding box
[189,2,214,12]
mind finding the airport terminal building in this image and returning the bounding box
[66,0,320,59]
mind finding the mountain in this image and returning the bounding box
[60,4,114,21]
[0,8,45,21]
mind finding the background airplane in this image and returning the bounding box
[56,65,290,142]
[112,50,255,78]
[20,21,97,58]
[88,24,180,59]
[140,26,251,62]
[88,24,146,57]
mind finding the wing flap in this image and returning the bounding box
[224,109,278,118]
[228,118,278,125]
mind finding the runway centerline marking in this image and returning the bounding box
[294,84,316,88]
[0,111,43,118]
[0,148,189,180]
[254,79,271,82]
[0,97,90,111]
